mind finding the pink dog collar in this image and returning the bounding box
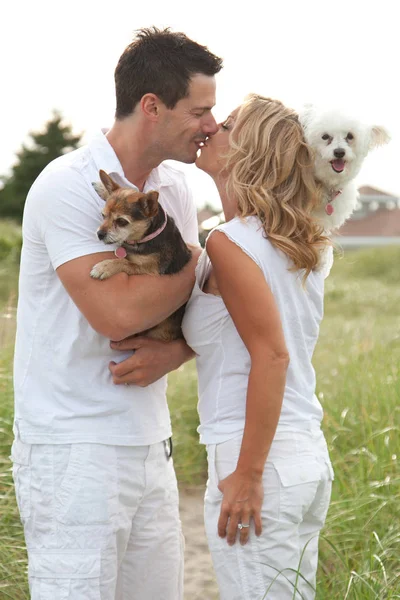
[326,190,342,215]
[132,210,168,243]
[115,210,168,258]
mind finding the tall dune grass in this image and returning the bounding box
[0,241,399,598]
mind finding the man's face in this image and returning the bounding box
[157,74,218,163]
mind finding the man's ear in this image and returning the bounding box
[139,190,159,217]
[141,94,163,121]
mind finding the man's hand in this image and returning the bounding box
[109,336,195,387]
[217,470,264,546]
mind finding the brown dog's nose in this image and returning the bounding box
[97,230,106,241]
[334,148,345,158]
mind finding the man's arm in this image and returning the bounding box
[57,248,200,341]
[107,336,195,387]
[97,173,200,383]
[33,166,200,341]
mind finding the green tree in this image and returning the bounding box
[0,112,82,221]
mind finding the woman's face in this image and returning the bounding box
[195,107,240,177]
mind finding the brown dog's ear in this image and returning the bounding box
[92,170,120,200]
[99,170,120,195]
[140,191,159,218]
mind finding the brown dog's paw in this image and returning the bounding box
[90,259,118,280]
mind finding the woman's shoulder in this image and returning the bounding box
[215,215,265,239]
[212,216,301,272]
[208,216,267,269]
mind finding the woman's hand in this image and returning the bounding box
[217,470,263,546]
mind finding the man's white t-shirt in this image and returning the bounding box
[13,131,199,445]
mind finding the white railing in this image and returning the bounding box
[333,236,400,248]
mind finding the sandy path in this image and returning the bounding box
[179,486,219,600]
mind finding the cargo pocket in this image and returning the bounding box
[29,550,101,600]
[272,458,322,523]
[205,445,224,502]
[10,436,32,521]
[212,435,242,500]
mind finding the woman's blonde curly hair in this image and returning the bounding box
[225,94,330,279]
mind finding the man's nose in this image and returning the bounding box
[203,114,219,136]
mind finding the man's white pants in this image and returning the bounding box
[11,436,184,600]
[205,427,333,600]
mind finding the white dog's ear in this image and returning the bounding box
[298,103,316,129]
[369,125,391,149]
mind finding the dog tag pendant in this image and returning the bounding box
[325,203,334,216]
[115,247,127,258]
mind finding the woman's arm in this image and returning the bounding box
[206,230,289,545]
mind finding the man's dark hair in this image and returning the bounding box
[114,27,223,119]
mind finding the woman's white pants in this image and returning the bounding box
[205,427,333,600]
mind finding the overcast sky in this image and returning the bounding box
[1,0,398,208]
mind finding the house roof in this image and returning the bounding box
[358,185,397,198]
[338,207,400,236]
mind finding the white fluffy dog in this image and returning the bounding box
[299,105,391,232]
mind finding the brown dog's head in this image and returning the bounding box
[94,170,159,245]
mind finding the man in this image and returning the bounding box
[11,27,222,599]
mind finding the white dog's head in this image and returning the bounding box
[299,105,390,189]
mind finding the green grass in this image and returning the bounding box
[0,242,399,598]
[313,248,400,599]
[0,220,21,310]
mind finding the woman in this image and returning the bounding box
[181,94,334,599]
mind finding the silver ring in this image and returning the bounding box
[237,523,250,530]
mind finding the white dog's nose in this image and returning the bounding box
[334,148,345,158]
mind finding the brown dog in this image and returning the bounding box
[91,170,192,341]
